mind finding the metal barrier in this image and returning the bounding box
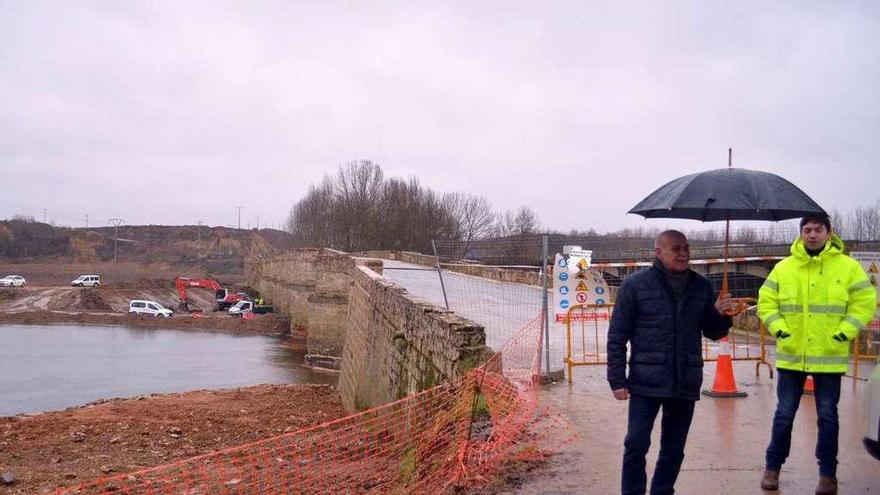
[724,303,773,378]
[851,320,879,381]
[563,304,613,382]
[563,303,772,383]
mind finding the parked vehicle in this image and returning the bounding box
[228,300,273,316]
[129,300,173,318]
[70,274,101,287]
[865,359,880,461]
[0,275,26,287]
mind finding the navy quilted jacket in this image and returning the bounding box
[606,265,731,400]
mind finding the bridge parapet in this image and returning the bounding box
[594,243,791,262]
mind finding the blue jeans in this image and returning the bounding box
[765,368,842,477]
[622,394,696,495]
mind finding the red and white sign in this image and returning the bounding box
[556,312,610,323]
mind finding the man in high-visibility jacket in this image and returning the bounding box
[758,215,876,495]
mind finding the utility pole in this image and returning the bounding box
[43,208,47,223]
[108,219,124,264]
[108,218,124,284]
[85,214,89,228]
[197,221,203,273]
[236,206,243,229]
[256,216,260,230]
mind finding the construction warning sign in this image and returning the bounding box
[852,252,880,320]
[553,250,609,323]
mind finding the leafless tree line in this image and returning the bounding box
[285,160,540,253]
[287,161,880,254]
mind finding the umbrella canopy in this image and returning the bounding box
[629,167,825,221]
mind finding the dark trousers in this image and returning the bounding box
[621,394,696,495]
[765,368,842,477]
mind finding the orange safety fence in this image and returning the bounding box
[52,316,546,495]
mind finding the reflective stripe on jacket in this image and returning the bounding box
[757,235,877,373]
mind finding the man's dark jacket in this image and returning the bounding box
[606,264,731,400]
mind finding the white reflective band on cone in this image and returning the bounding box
[718,341,731,356]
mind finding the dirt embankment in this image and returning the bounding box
[0,310,290,334]
[0,384,346,495]
[0,285,288,334]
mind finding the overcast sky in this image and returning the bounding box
[1,1,878,233]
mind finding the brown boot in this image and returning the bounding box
[760,469,779,490]
[815,476,837,495]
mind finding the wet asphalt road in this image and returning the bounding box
[515,362,880,494]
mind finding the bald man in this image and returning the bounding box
[607,230,736,495]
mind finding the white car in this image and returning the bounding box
[0,275,26,287]
[129,300,173,318]
[71,275,101,287]
[865,359,880,461]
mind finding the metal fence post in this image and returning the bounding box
[542,235,550,377]
[431,240,450,311]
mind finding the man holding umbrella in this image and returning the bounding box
[758,215,876,494]
[607,229,736,495]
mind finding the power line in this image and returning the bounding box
[236,206,243,230]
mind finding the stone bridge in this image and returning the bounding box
[245,249,491,413]
[244,241,878,411]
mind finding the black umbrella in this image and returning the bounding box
[629,151,825,307]
[628,167,825,222]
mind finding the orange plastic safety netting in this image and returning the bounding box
[52,316,545,495]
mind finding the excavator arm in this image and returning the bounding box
[174,277,227,311]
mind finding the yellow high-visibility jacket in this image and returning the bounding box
[758,235,876,373]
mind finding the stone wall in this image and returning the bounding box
[247,249,488,411]
[245,249,382,369]
[338,265,488,411]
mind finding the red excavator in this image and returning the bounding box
[174,277,247,312]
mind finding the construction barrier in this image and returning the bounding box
[702,336,748,398]
[563,303,773,383]
[851,320,880,381]
[54,317,546,494]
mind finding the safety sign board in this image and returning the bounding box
[553,251,610,323]
[852,252,880,319]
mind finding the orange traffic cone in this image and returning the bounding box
[702,337,748,398]
[803,375,814,395]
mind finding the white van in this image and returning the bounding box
[0,275,26,287]
[71,275,101,287]
[129,300,173,318]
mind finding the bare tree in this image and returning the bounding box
[443,192,495,251]
[333,160,384,251]
[492,206,540,237]
[511,206,539,235]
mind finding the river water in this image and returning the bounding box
[0,324,337,417]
